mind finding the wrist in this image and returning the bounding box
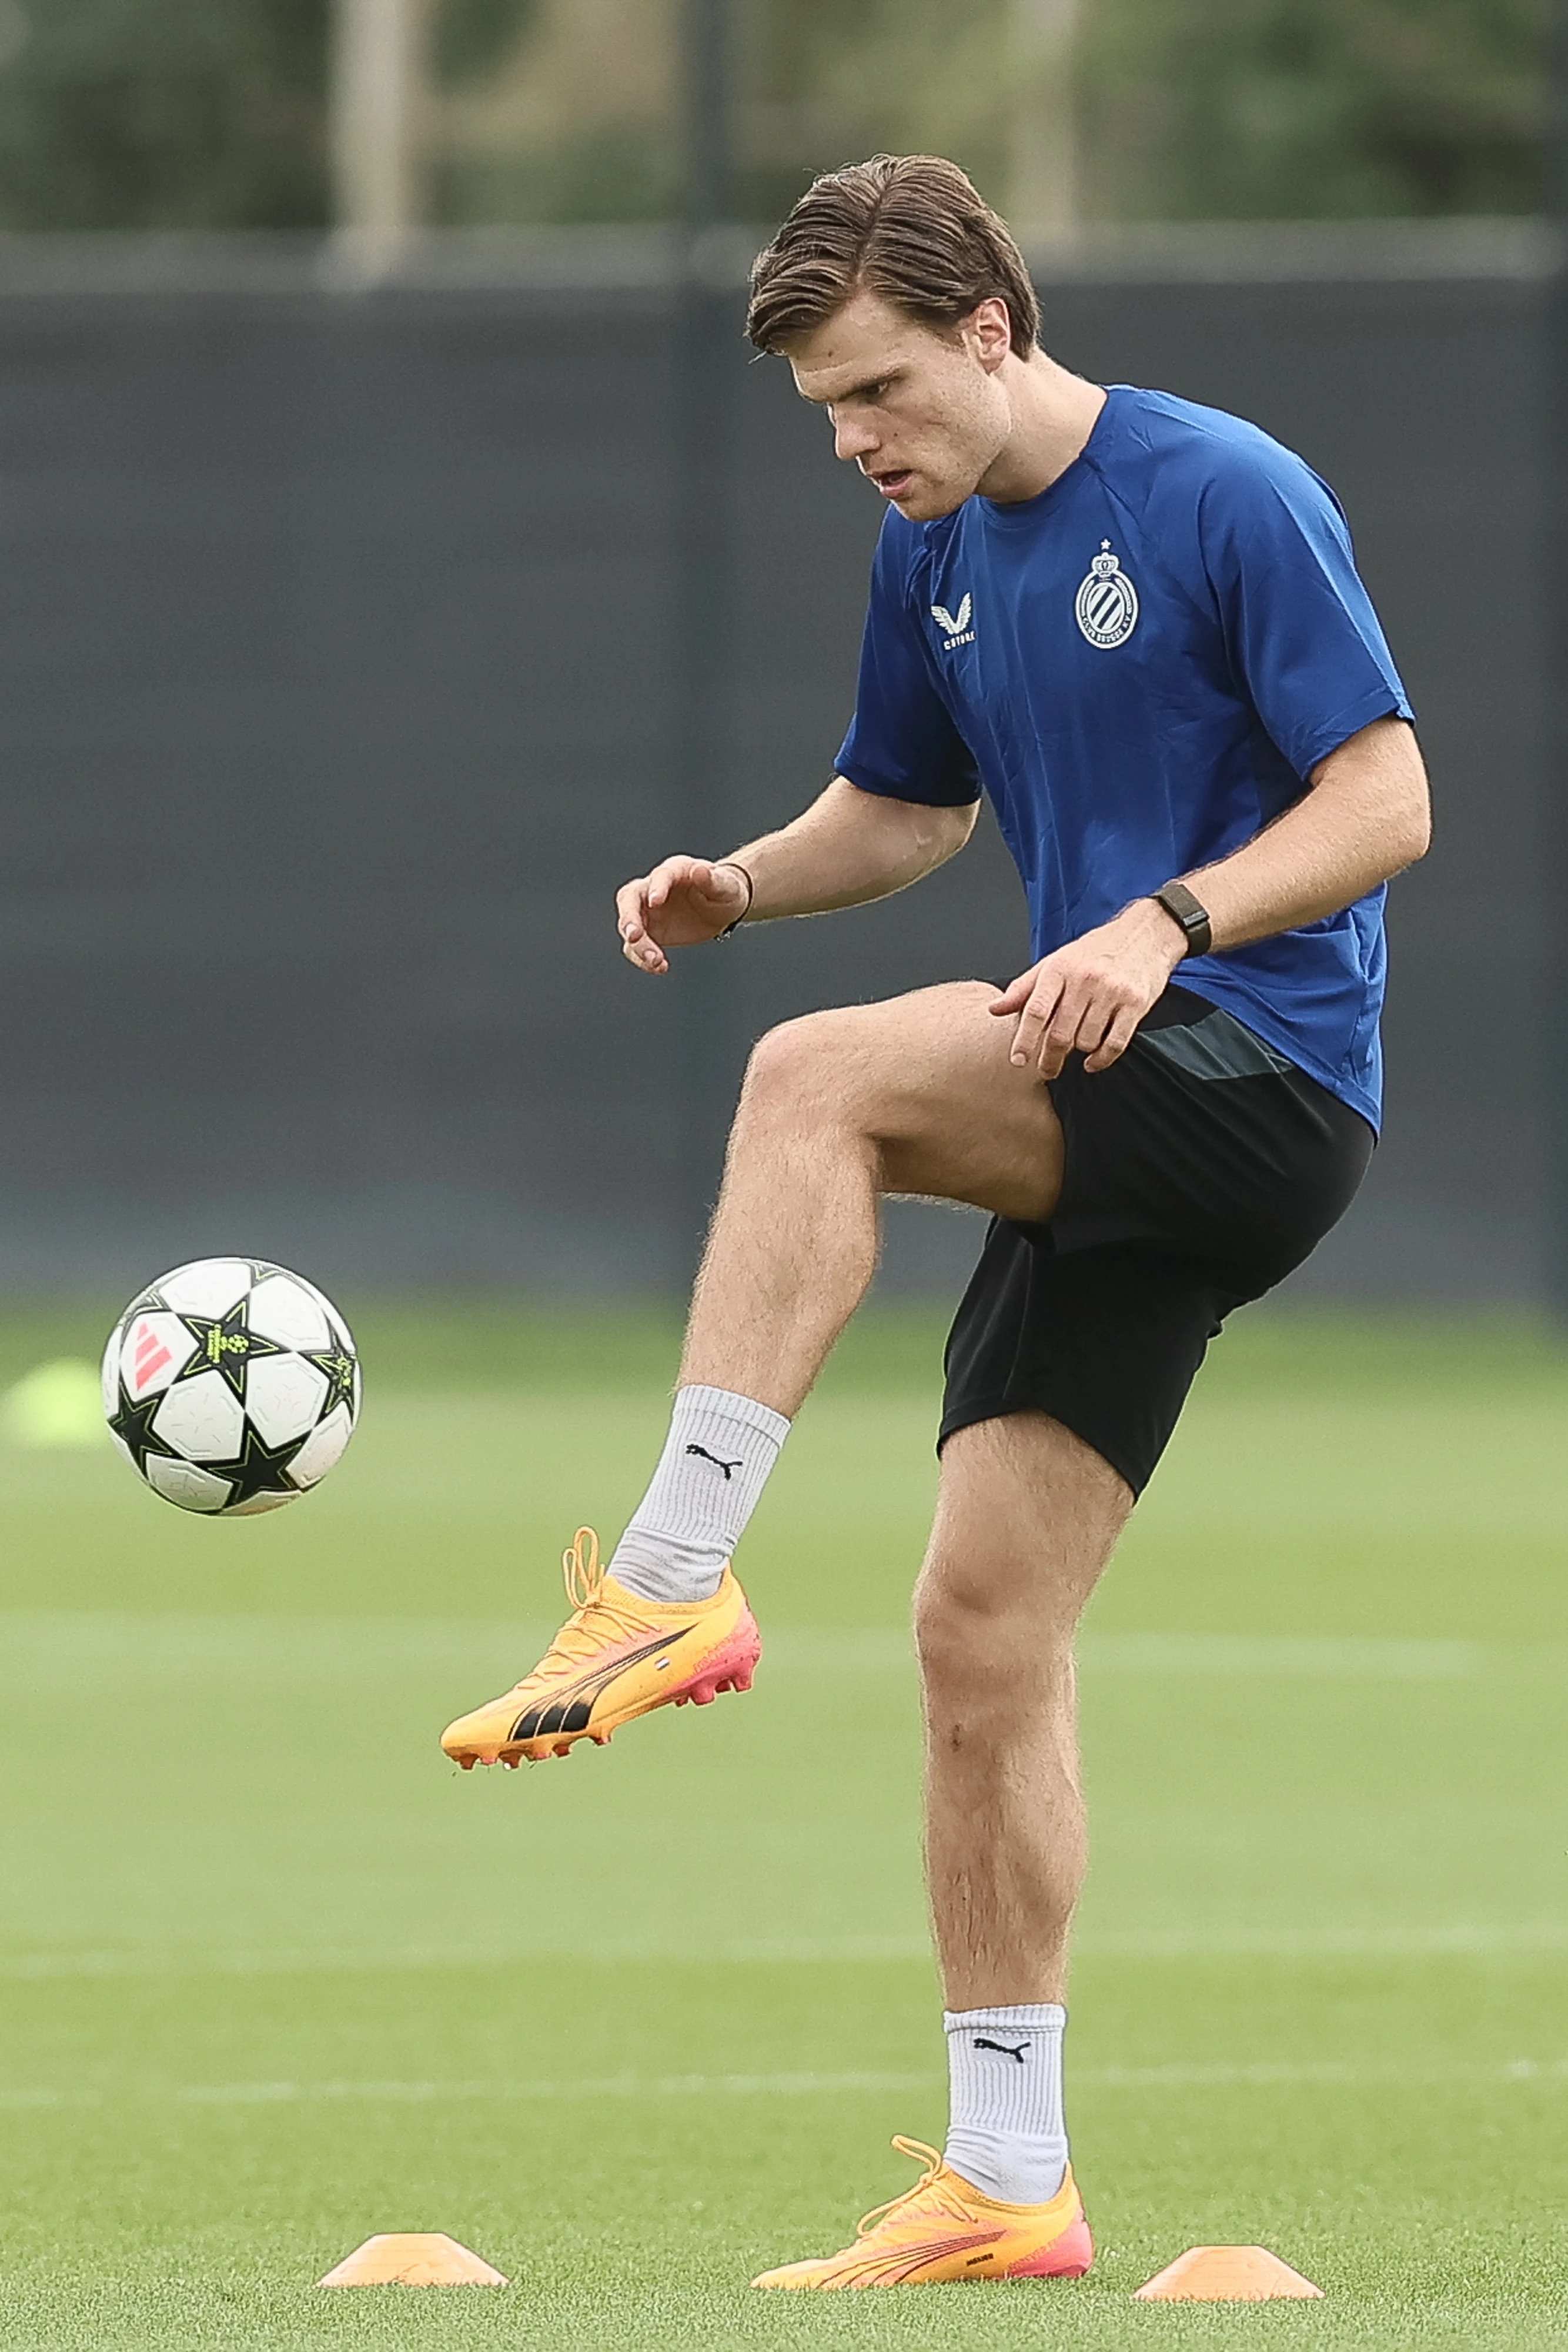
[1146,897,1189,966]
[713,860,754,937]
[1127,893,1186,972]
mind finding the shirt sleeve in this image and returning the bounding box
[1199,447,1414,781]
[834,519,982,807]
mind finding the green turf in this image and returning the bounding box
[2,1302,1566,2348]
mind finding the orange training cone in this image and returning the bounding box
[317,2232,508,2286]
[1134,2246,1322,2301]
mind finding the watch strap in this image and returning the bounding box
[1152,881,1213,959]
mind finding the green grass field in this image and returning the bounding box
[2,1299,1567,2348]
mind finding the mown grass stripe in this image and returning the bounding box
[7,2056,1568,2113]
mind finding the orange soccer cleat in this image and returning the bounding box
[751,2137,1092,2290]
[440,1528,761,1767]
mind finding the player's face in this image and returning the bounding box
[787,291,1013,520]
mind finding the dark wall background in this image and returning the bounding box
[0,249,1542,1299]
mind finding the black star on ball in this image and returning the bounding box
[203,1422,308,1511]
[173,1297,285,1405]
[304,1341,357,1418]
[109,1385,179,1479]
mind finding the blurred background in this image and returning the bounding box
[0,0,1554,1301]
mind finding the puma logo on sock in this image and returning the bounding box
[686,1444,743,1479]
[974,2037,1031,2063]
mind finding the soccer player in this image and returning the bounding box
[443,155,1429,2287]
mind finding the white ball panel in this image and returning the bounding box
[247,1274,330,1354]
[222,1486,299,1518]
[117,1311,198,1405]
[152,1371,245,1464]
[100,1331,119,1419]
[145,1455,232,1512]
[158,1259,254,1318]
[289,1402,353,1489]
[281,1266,354,1351]
[245,1352,327,1446]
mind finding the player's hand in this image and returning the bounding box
[990,899,1186,1078]
[616,857,750,974]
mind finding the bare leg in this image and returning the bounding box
[680,983,1064,1414]
[915,1412,1132,2007]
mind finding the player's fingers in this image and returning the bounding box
[989,968,1036,1015]
[1008,993,1047,1066]
[1037,980,1091,1078]
[1083,1001,1142,1073]
[622,929,668,974]
[1009,972,1064,1068]
[1074,991,1117,1060]
[617,878,652,940]
[617,880,670,974]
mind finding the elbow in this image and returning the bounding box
[1375,811,1429,890]
[917,800,979,868]
[1395,732,1433,868]
[1398,791,1433,870]
[943,800,982,856]
[1371,766,1431,879]
[1335,718,1430,877]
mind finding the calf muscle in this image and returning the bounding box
[917,1414,1131,2007]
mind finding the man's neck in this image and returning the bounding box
[976,353,1107,506]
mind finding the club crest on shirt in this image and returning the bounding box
[1074,542,1139,649]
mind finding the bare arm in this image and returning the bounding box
[998,714,1431,1077]
[617,776,978,975]
[1188,712,1430,948]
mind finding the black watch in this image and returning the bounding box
[1152,881,1212,959]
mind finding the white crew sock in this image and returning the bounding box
[942,2004,1068,2205]
[607,1385,791,1603]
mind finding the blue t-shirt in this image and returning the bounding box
[835,385,1413,1130]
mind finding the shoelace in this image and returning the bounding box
[520,1529,658,1682]
[854,2138,972,2239]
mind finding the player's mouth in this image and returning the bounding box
[868,467,915,501]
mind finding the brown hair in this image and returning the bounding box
[747,155,1040,357]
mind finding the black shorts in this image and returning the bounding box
[939,983,1374,1496]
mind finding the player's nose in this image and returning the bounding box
[832,415,878,464]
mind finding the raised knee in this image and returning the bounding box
[741,1010,858,1120]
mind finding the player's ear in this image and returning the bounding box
[965,298,1013,372]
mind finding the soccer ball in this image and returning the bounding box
[102,1258,360,1516]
